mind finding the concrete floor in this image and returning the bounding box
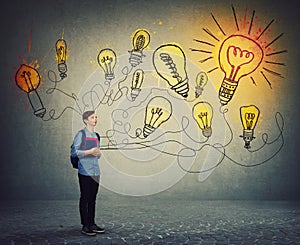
[1,197,300,244]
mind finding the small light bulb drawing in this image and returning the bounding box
[131,69,144,101]
[192,101,213,138]
[218,35,263,105]
[15,64,46,118]
[153,43,189,98]
[55,38,67,79]
[97,48,117,82]
[129,29,150,67]
[143,96,172,138]
[240,105,260,149]
[195,72,208,98]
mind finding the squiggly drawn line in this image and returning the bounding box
[177,112,284,173]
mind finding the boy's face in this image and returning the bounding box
[84,113,98,126]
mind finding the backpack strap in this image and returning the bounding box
[95,132,100,143]
[79,129,86,150]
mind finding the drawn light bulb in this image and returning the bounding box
[218,35,263,105]
[143,96,172,138]
[129,29,150,67]
[195,72,208,98]
[55,39,67,79]
[192,101,213,138]
[240,105,260,149]
[15,64,46,118]
[97,48,117,82]
[153,44,189,98]
[131,69,144,101]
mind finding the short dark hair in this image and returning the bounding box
[82,110,95,122]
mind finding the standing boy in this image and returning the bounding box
[72,110,105,236]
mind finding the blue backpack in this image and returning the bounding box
[70,129,100,169]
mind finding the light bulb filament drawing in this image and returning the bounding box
[227,46,254,81]
[245,113,255,129]
[159,53,182,82]
[198,112,209,130]
[101,56,113,74]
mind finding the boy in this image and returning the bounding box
[72,110,105,236]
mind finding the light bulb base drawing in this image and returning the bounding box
[58,63,67,79]
[129,50,144,67]
[131,88,141,101]
[105,73,115,81]
[241,129,255,149]
[195,86,204,98]
[143,124,156,138]
[202,127,212,138]
[219,78,238,105]
[27,90,46,118]
[34,107,46,118]
[171,78,189,98]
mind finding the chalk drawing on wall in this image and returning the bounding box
[13,4,287,196]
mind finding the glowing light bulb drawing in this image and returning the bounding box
[153,44,189,98]
[218,35,263,105]
[143,96,172,138]
[55,38,67,79]
[129,29,150,67]
[15,64,46,118]
[195,72,208,98]
[97,48,117,82]
[240,105,260,149]
[192,101,213,138]
[131,69,144,101]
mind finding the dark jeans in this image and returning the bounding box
[78,173,100,227]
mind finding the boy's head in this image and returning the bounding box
[82,110,95,125]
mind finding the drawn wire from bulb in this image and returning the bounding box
[177,111,285,174]
[80,63,134,111]
[101,96,205,157]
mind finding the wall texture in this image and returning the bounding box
[1,0,299,200]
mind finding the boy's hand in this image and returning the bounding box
[88,147,101,157]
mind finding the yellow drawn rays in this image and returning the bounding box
[190,4,286,89]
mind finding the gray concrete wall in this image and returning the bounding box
[1,0,299,200]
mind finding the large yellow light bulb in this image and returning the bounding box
[240,105,260,148]
[192,101,213,138]
[97,48,117,81]
[55,39,67,79]
[143,96,172,138]
[218,35,263,105]
[129,29,150,67]
[153,43,189,98]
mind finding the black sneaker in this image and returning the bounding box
[90,224,105,234]
[81,226,96,236]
